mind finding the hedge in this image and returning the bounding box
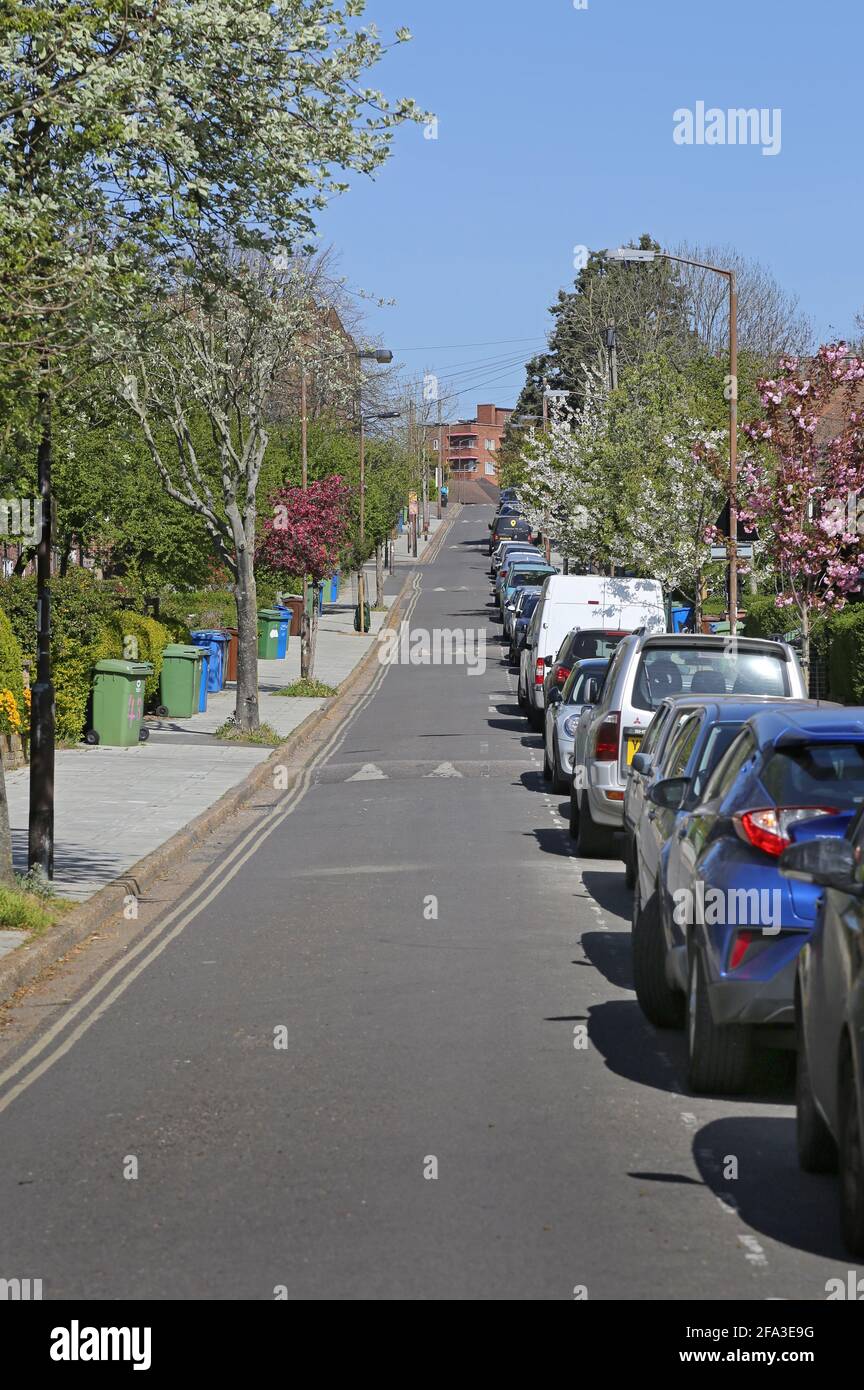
[0,573,185,742]
[828,607,864,705]
[0,609,25,734]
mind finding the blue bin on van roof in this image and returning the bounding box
[191,630,227,693]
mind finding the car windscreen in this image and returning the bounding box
[517,593,540,620]
[760,742,864,810]
[686,723,745,802]
[561,661,608,704]
[507,567,554,587]
[631,646,789,712]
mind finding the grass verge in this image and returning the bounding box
[274,679,338,698]
[215,719,283,746]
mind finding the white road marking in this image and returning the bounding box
[425,761,463,778]
[346,763,389,781]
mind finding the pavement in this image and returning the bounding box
[2,517,447,909]
[0,503,858,1300]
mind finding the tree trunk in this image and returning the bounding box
[0,755,15,886]
[375,543,384,607]
[800,605,811,692]
[300,607,311,681]
[233,546,260,732]
[308,601,319,679]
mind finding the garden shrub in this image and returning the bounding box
[828,606,864,705]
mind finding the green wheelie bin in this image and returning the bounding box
[257,608,283,659]
[87,659,154,746]
[158,644,204,717]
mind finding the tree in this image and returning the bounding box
[258,475,351,677]
[740,343,864,672]
[671,242,814,359]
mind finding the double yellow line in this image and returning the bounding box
[0,573,425,1118]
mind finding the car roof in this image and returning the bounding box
[572,657,610,670]
[745,705,864,748]
[657,694,829,722]
[636,633,789,657]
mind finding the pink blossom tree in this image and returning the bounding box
[258,476,351,678]
[740,343,864,673]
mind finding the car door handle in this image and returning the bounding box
[647,809,657,821]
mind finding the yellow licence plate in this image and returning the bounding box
[625,736,642,765]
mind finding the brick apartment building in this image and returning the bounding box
[428,403,513,485]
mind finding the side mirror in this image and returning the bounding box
[779,837,862,892]
[547,687,563,706]
[648,777,690,811]
[543,655,553,668]
[506,603,516,612]
[582,677,600,704]
[631,751,652,776]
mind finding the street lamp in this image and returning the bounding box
[605,245,740,631]
[357,405,399,635]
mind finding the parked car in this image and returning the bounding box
[500,487,520,503]
[520,575,665,734]
[570,632,808,857]
[488,514,533,555]
[655,706,864,1093]
[491,540,541,577]
[499,559,557,616]
[543,658,609,793]
[494,549,543,602]
[781,815,864,1254]
[543,628,628,710]
[629,697,831,1025]
[509,591,542,664]
[503,583,542,642]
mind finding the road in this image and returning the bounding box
[0,505,860,1301]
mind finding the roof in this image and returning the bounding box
[746,705,864,746]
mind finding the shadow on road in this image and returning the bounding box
[580,929,634,991]
[692,1115,859,1266]
[581,868,631,920]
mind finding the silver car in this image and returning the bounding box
[569,633,807,857]
[543,658,608,794]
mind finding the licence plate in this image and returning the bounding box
[625,735,642,765]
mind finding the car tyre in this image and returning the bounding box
[574,793,613,857]
[623,832,636,889]
[551,736,569,795]
[542,741,553,781]
[632,879,685,1028]
[839,1053,864,1255]
[796,1004,837,1173]
[528,704,544,733]
[686,944,752,1095]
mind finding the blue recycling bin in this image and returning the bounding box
[191,630,229,692]
[198,652,209,711]
[318,582,325,616]
[272,609,291,659]
[671,605,693,633]
[329,573,339,603]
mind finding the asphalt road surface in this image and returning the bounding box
[0,506,861,1301]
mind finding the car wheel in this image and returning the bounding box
[624,833,636,889]
[839,1052,864,1255]
[632,879,685,1028]
[575,793,613,857]
[568,790,579,840]
[796,1008,837,1173]
[528,704,544,733]
[686,943,752,1095]
[542,741,553,781]
[551,737,569,795]
[517,683,527,711]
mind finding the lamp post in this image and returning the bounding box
[605,246,739,631]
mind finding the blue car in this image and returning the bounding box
[651,706,864,1093]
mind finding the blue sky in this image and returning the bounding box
[315,0,864,418]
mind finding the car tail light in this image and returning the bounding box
[733,805,839,857]
[729,930,758,970]
[555,665,571,686]
[593,711,620,762]
[534,658,546,688]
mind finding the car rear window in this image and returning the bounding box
[561,661,608,703]
[518,593,540,619]
[631,646,789,711]
[509,567,554,586]
[566,632,626,662]
[761,742,864,809]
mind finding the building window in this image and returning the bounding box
[485,439,496,451]
[484,462,496,476]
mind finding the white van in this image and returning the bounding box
[518,576,666,729]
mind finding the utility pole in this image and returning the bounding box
[437,398,443,520]
[542,388,551,565]
[299,366,312,676]
[29,391,54,877]
[358,408,367,634]
[606,322,618,392]
[728,271,739,636]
